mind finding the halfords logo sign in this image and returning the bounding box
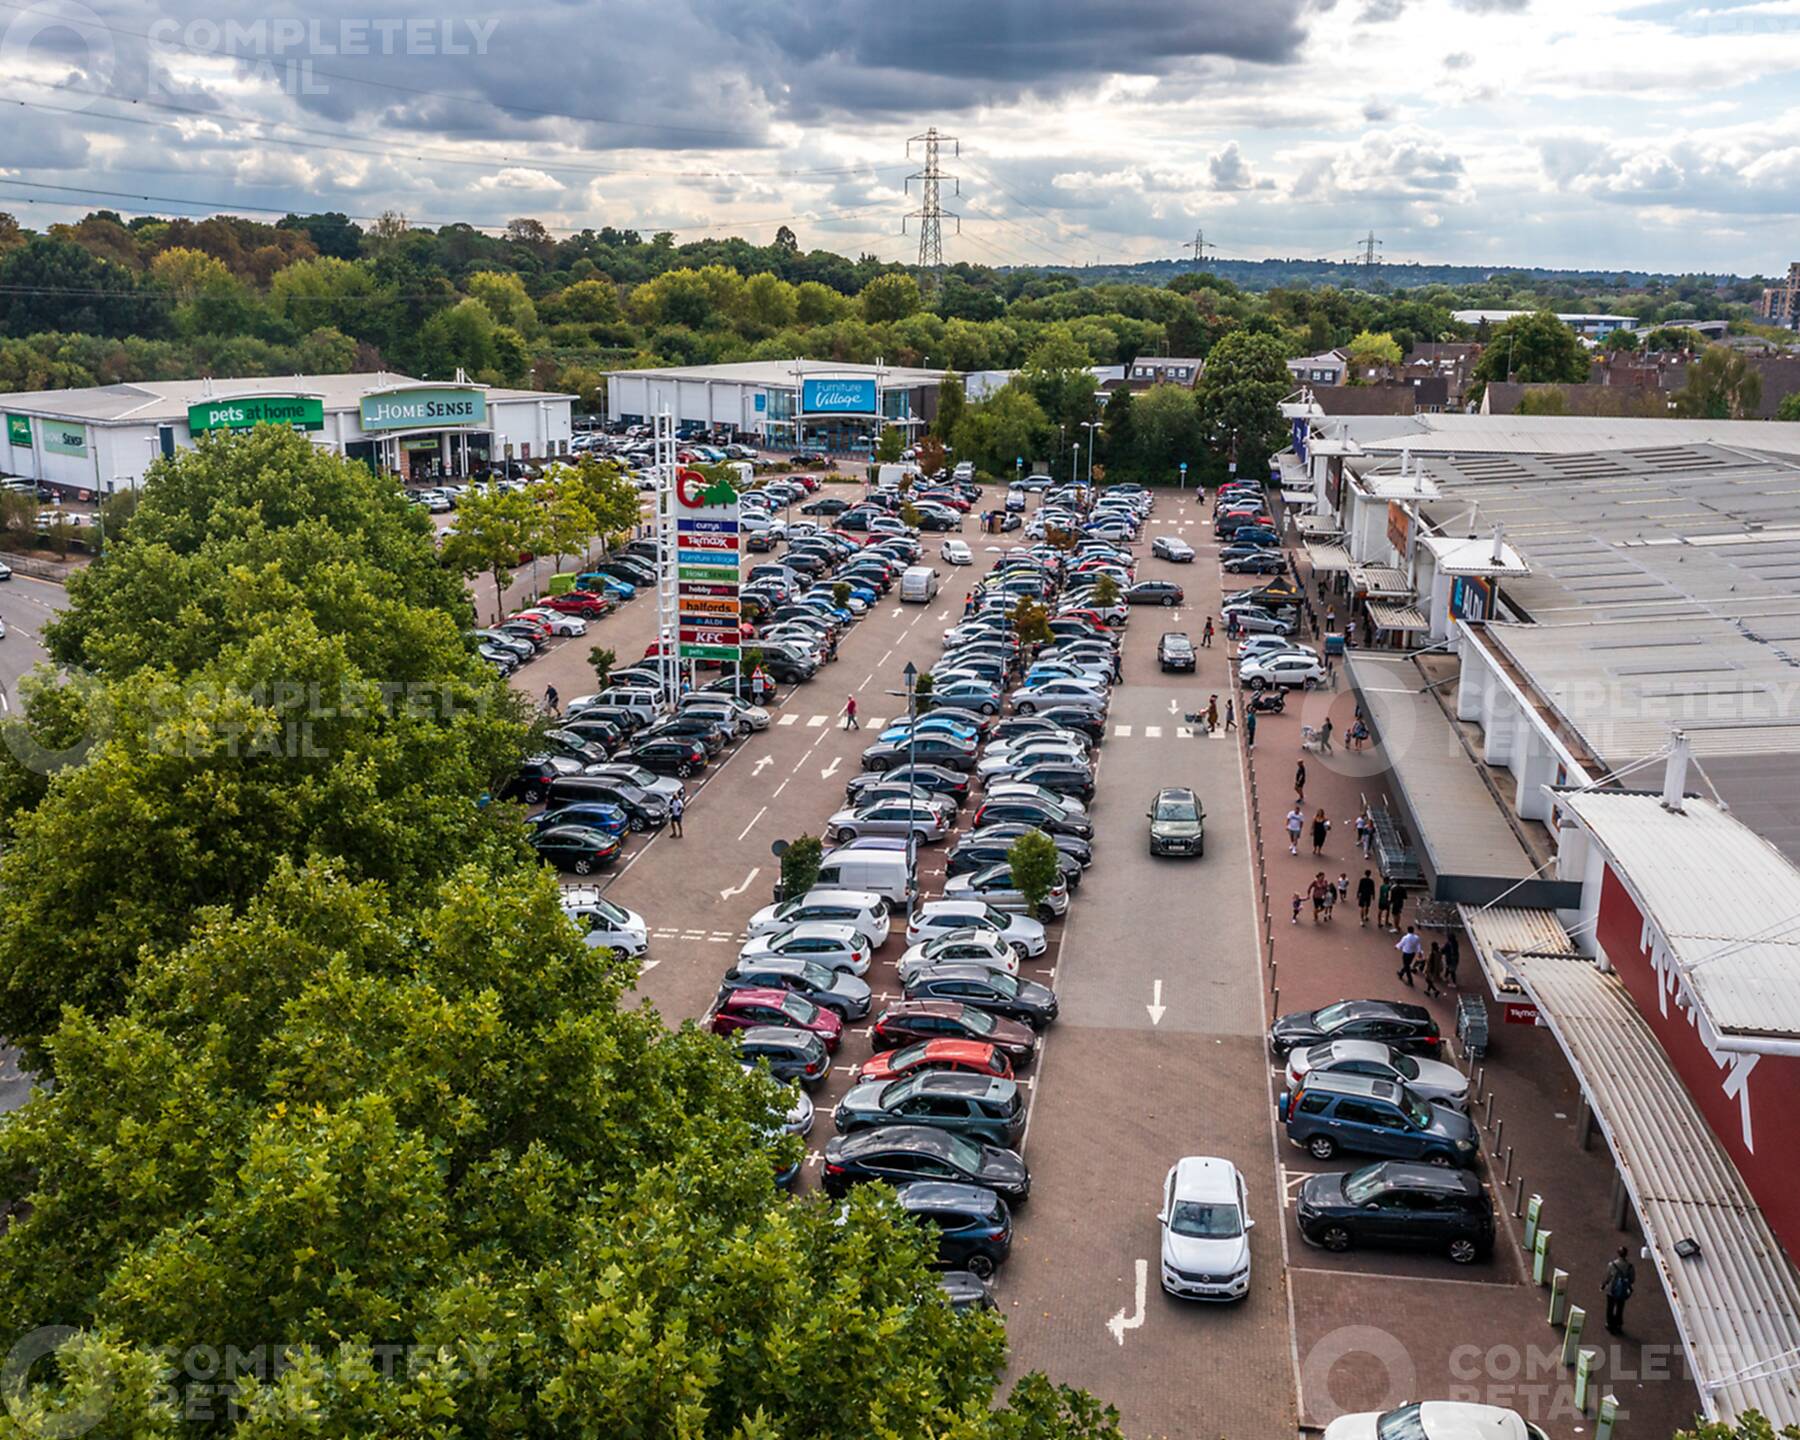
[359,387,487,431]
[188,396,325,432]
[801,378,878,415]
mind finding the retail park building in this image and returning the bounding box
[0,372,575,499]
[1279,405,1800,1426]
[603,360,951,452]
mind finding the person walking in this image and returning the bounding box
[1206,694,1220,733]
[1310,808,1331,856]
[1346,618,1358,650]
[1377,877,1393,930]
[1286,806,1305,856]
[1395,925,1423,985]
[1319,716,1334,755]
[1321,879,1337,923]
[545,684,561,717]
[1444,930,1462,988]
[842,695,859,729]
[669,792,685,838]
[1423,941,1445,997]
[1354,811,1374,857]
[1245,709,1258,750]
[1202,616,1215,648]
[1295,760,1307,803]
[1602,1247,1636,1335]
[1336,872,1350,908]
[1357,869,1376,927]
[1225,698,1236,732]
[1292,892,1304,925]
[1309,872,1332,924]
[1389,885,1407,934]
[1326,606,1338,634]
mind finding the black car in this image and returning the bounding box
[861,735,978,773]
[568,702,648,737]
[1127,580,1185,607]
[896,1182,1013,1278]
[559,717,625,753]
[988,715,1078,747]
[822,1125,1030,1204]
[972,796,1093,839]
[1158,633,1197,672]
[545,776,668,830]
[530,824,623,874]
[1296,1162,1495,1265]
[1223,551,1287,575]
[902,965,1059,1028]
[736,1025,833,1089]
[539,730,610,767]
[1034,705,1109,743]
[498,754,580,804]
[947,837,1083,889]
[964,820,1092,868]
[1268,999,1444,1059]
[802,496,852,516]
[618,737,708,778]
[637,714,731,756]
[1008,760,1096,803]
[844,763,971,807]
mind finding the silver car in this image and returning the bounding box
[826,797,954,844]
[943,862,1070,919]
[1008,679,1108,716]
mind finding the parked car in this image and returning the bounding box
[561,887,649,956]
[870,1000,1039,1067]
[744,893,891,948]
[617,736,708,778]
[1223,550,1287,575]
[529,824,623,874]
[735,1025,833,1089]
[896,929,1021,983]
[1322,1403,1549,1440]
[721,956,873,1019]
[1297,1161,1494,1264]
[943,862,1070,921]
[861,734,978,773]
[1268,1000,1444,1059]
[855,1037,1014,1084]
[1240,652,1325,690]
[1279,1072,1479,1166]
[1145,786,1206,858]
[905,901,1048,958]
[821,1125,1030,1204]
[825,798,953,845]
[891,1182,1013,1278]
[737,921,876,976]
[709,987,844,1051]
[1159,1155,1254,1301]
[902,965,1059,1028]
[1285,1039,1472,1111]
[1221,606,1296,638]
[833,1072,1026,1147]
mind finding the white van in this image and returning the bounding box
[900,565,940,604]
[876,462,920,489]
[812,848,913,905]
[597,686,664,724]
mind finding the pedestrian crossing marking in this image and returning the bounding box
[1176,726,1193,739]
[868,717,888,728]
[1114,724,1133,737]
[1144,725,1163,738]
[806,714,827,727]
[778,714,799,726]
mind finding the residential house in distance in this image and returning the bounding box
[1120,357,1205,390]
[1404,341,1483,407]
[1286,349,1348,387]
[1306,375,1452,417]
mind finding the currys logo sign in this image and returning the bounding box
[801,378,878,415]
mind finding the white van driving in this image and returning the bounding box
[900,565,940,604]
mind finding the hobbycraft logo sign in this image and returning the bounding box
[801,378,878,415]
[188,397,325,433]
[359,388,486,432]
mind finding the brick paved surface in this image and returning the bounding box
[1238,534,1705,1435]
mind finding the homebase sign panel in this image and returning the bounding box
[674,467,740,661]
[359,387,487,431]
[801,378,878,415]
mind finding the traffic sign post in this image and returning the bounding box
[1178,461,1188,492]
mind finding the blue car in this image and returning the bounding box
[798,599,855,625]
[1233,527,1279,548]
[530,801,629,837]
[579,572,636,601]
[879,716,981,745]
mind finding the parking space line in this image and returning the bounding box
[1286,1264,1519,1290]
[737,806,767,841]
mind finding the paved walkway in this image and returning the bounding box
[1233,532,1703,1435]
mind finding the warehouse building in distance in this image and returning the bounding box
[0,372,575,499]
[602,360,952,453]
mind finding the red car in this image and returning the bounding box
[869,1001,1037,1067]
[794,474,821,492]
[710,989,843,1051]
[544,592,611,617]
[855,1038,1014,1084]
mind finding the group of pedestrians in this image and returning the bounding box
[1394,924,1460,995]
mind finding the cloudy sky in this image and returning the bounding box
[3,0,1799,275]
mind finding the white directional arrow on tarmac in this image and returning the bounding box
[1106,1260,1148,1345]
[720,867,760,900]
[1168,698,1179,714]
[753,755,774,775]
[820,757,842,780]
[1146,980,1166,1025]
[640,959,661,973]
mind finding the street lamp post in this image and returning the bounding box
[902,660,919,905]
[1081,420,1100,487]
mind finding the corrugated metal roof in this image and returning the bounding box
[0,372,566,423]
[1352,564,1413,597]
[1512,953,1800,1427]
[1559,792,1800,1040]
[1366,601,1428,632]
[1345,413,1800,459]
[1306,541,1352,573]
[1460,904,1578,957]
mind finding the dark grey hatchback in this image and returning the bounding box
[822,1125,1031,1203]
[833,1072,1026,1147]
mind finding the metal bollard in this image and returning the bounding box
[1514,1176,1526,1217]
[1503,1145,1514,1183]
[1474,1065,1485,1102]
[1272,986,1279,1012]
[1494,1118,1504,1153]
[1484,1093,1495,1128]
[1270,962,1278,992]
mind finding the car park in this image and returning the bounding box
[721,957,873,1019]
[822,1124,1031,1203]
[1279,1072,1479,1166]
[902,965,1059,1028]
[1151,535,1195,563]
[871,1000,1039,1066]
[737,921,876,976]
[1269,1000,1444,1058]
[1296,1161,1494,1264]
[735,1026,833,1089]
[834,1072,1027,1148]
[744,892,892,948]
[1158,1156,1254,1301]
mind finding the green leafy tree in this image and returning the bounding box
[1516,388,1571,416]
[1470,311,1590,386]
[1007,829,1062,914]
[832,581,851,609]
[1130,384,1202,483]
[1673,1411,1800,1440]
[900,500,923,530]
[561,456,643,549]
[1604,329,1641,353]
[1090,573,1121,608]
[1010,595,1053,649]
[861,272,923,323]
[588,644,616,689]
[876,426,907,463]
[1674,345,1764,419]
[911,669,936,711]
[1344,329,1403,381]
[934,371,967,441]
[439,485,540,623]
[1194,330,1295,483]
[779,832,824,898]
[1020,332,1099,432]
[1778,392,1800,422]
[465,269,539,332]
[953,384,1053,477]
[1098,384,1137,479]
